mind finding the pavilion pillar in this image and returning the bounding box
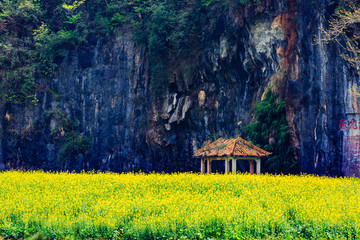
[249,159,254,174]
[201,159,205,174]
[232,159,236,174]
[225,159,230,174]
[207,159,212,174]
[255,158,261,175]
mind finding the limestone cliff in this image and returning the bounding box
[0,0,358,176]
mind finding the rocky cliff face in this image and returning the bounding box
[0,0,358,176]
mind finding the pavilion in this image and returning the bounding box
[194,137,271,174]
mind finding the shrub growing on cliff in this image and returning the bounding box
[47,109,93,171]
[58,135,92,170]
[0,0,86,103]
[0,0,42,103]
[244,89,298,174]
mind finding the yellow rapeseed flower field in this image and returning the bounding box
[0,171,359,239]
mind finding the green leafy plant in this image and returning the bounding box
[0,0,42,104]
[58,135,92,169]
[244,88,298,174]
[47,109,92,170]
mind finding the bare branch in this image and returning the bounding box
[317,1,360,73]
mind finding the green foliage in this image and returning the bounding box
[244,89,299,174]
[0,0,90,104]
[46,109,78,135]
[62,0,85,11]
[0,0,84,104]
[129,0,207,98]
[47,109,92,169]
[0,0,42,104]
[58,135,92,165]
[203,0,261,7]
[146,3,176,97]
[0,66,38,104]
[150,63,169,97]
[0,0,265,102]
[202,0,221,7]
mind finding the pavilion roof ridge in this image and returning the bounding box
[194,136,271,158]
[230,138,238,154]
[237,137,268,153]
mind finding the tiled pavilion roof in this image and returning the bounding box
[194,137,271,158]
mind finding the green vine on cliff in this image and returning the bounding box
[244,88,299,174]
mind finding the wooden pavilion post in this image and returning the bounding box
[249,159,254,174]
[201,158,205,174]
[255,158,261,175]
[232,159,236,174]
[225,159,230,174]
[207,159,212,174]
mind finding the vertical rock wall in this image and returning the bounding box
[0,0,359,176]
[290,0,357,176]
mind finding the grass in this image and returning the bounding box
[0,171,359,239]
